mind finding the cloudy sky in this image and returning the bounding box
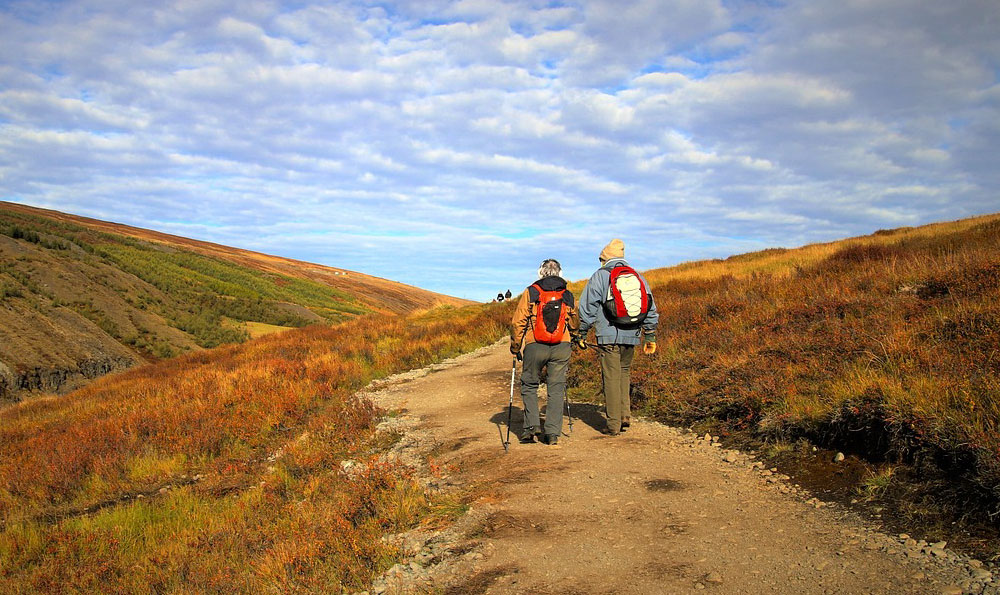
[1,1,998,299]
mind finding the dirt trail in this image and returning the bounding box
[364,341,992,595]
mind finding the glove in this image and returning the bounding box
[643,341,657,355]
[572,333,588,350]
[510,341,520,356]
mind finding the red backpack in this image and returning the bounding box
[530,282,570,344]
[603,265,651,327]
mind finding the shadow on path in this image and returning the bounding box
[489,400,606,440]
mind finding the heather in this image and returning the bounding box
[571,214,1000,523]
[0,303,508,592]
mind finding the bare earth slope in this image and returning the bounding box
[365,341,991,594]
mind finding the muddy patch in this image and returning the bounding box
[769,446,870,499]
[762,443,1000,560]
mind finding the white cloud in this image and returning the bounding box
[0,0,997,299]
[562,0,730,85]
[632,72,688,89]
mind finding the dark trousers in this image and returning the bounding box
[520,342,571,437]
[598,344,635,432]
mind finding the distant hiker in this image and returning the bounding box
[497,292,505,302]
[510,259,578,445]
[505,289,512,300]
[575,239,658,436]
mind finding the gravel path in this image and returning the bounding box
[358,341,996,595]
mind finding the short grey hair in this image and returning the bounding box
[538,258,561,279]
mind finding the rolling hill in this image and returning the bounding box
[0,201,469,402]
[568,211,1000,546]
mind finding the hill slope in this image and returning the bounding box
[0,201,469,402]
[568,212,1000,547]
[0,302,509,592]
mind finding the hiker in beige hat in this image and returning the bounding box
[574,239,659,435]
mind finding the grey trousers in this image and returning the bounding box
[520,342,571,437]
[598,344,635,433]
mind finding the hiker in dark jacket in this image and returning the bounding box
[576,239,658,436]
[510,259,579,445]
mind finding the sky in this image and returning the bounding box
[1,1,998,300]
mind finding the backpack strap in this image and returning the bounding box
[527,283,541,303]
[561,289,575,308]
[529,283,572,306]
[529,282,569,301]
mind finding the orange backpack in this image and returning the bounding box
[530,283,569,344]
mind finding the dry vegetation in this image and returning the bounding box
[5,208,999,589]
[0,303,508,592]
[570,213,1000,534]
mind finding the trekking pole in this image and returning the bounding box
[503,322,531,452]
[503,356,516,452]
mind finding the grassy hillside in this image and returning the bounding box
[0,302,508,592]
[570,213,1000,546]
[0,202,468,402]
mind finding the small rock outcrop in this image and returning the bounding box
[0,357,136,403]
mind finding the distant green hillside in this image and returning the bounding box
[0,204,463,402]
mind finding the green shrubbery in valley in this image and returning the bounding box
[0,208,371,350]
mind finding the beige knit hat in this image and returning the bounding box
[599,238,625,262]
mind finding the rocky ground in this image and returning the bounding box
[352,341,997,594]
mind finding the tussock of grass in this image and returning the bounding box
[859,465,898,501]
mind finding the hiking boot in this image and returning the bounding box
[542,434,558,445]
[621,419,630,433]
[519,428,537,443]
[600,426,620,436]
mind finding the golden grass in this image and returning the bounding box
[222,317,296,338]
[0,302,510,592]
[572,212,1000,509]
[644,213,1000,285]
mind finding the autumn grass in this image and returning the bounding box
[571,212,1000,529]
[0,302,509,592]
